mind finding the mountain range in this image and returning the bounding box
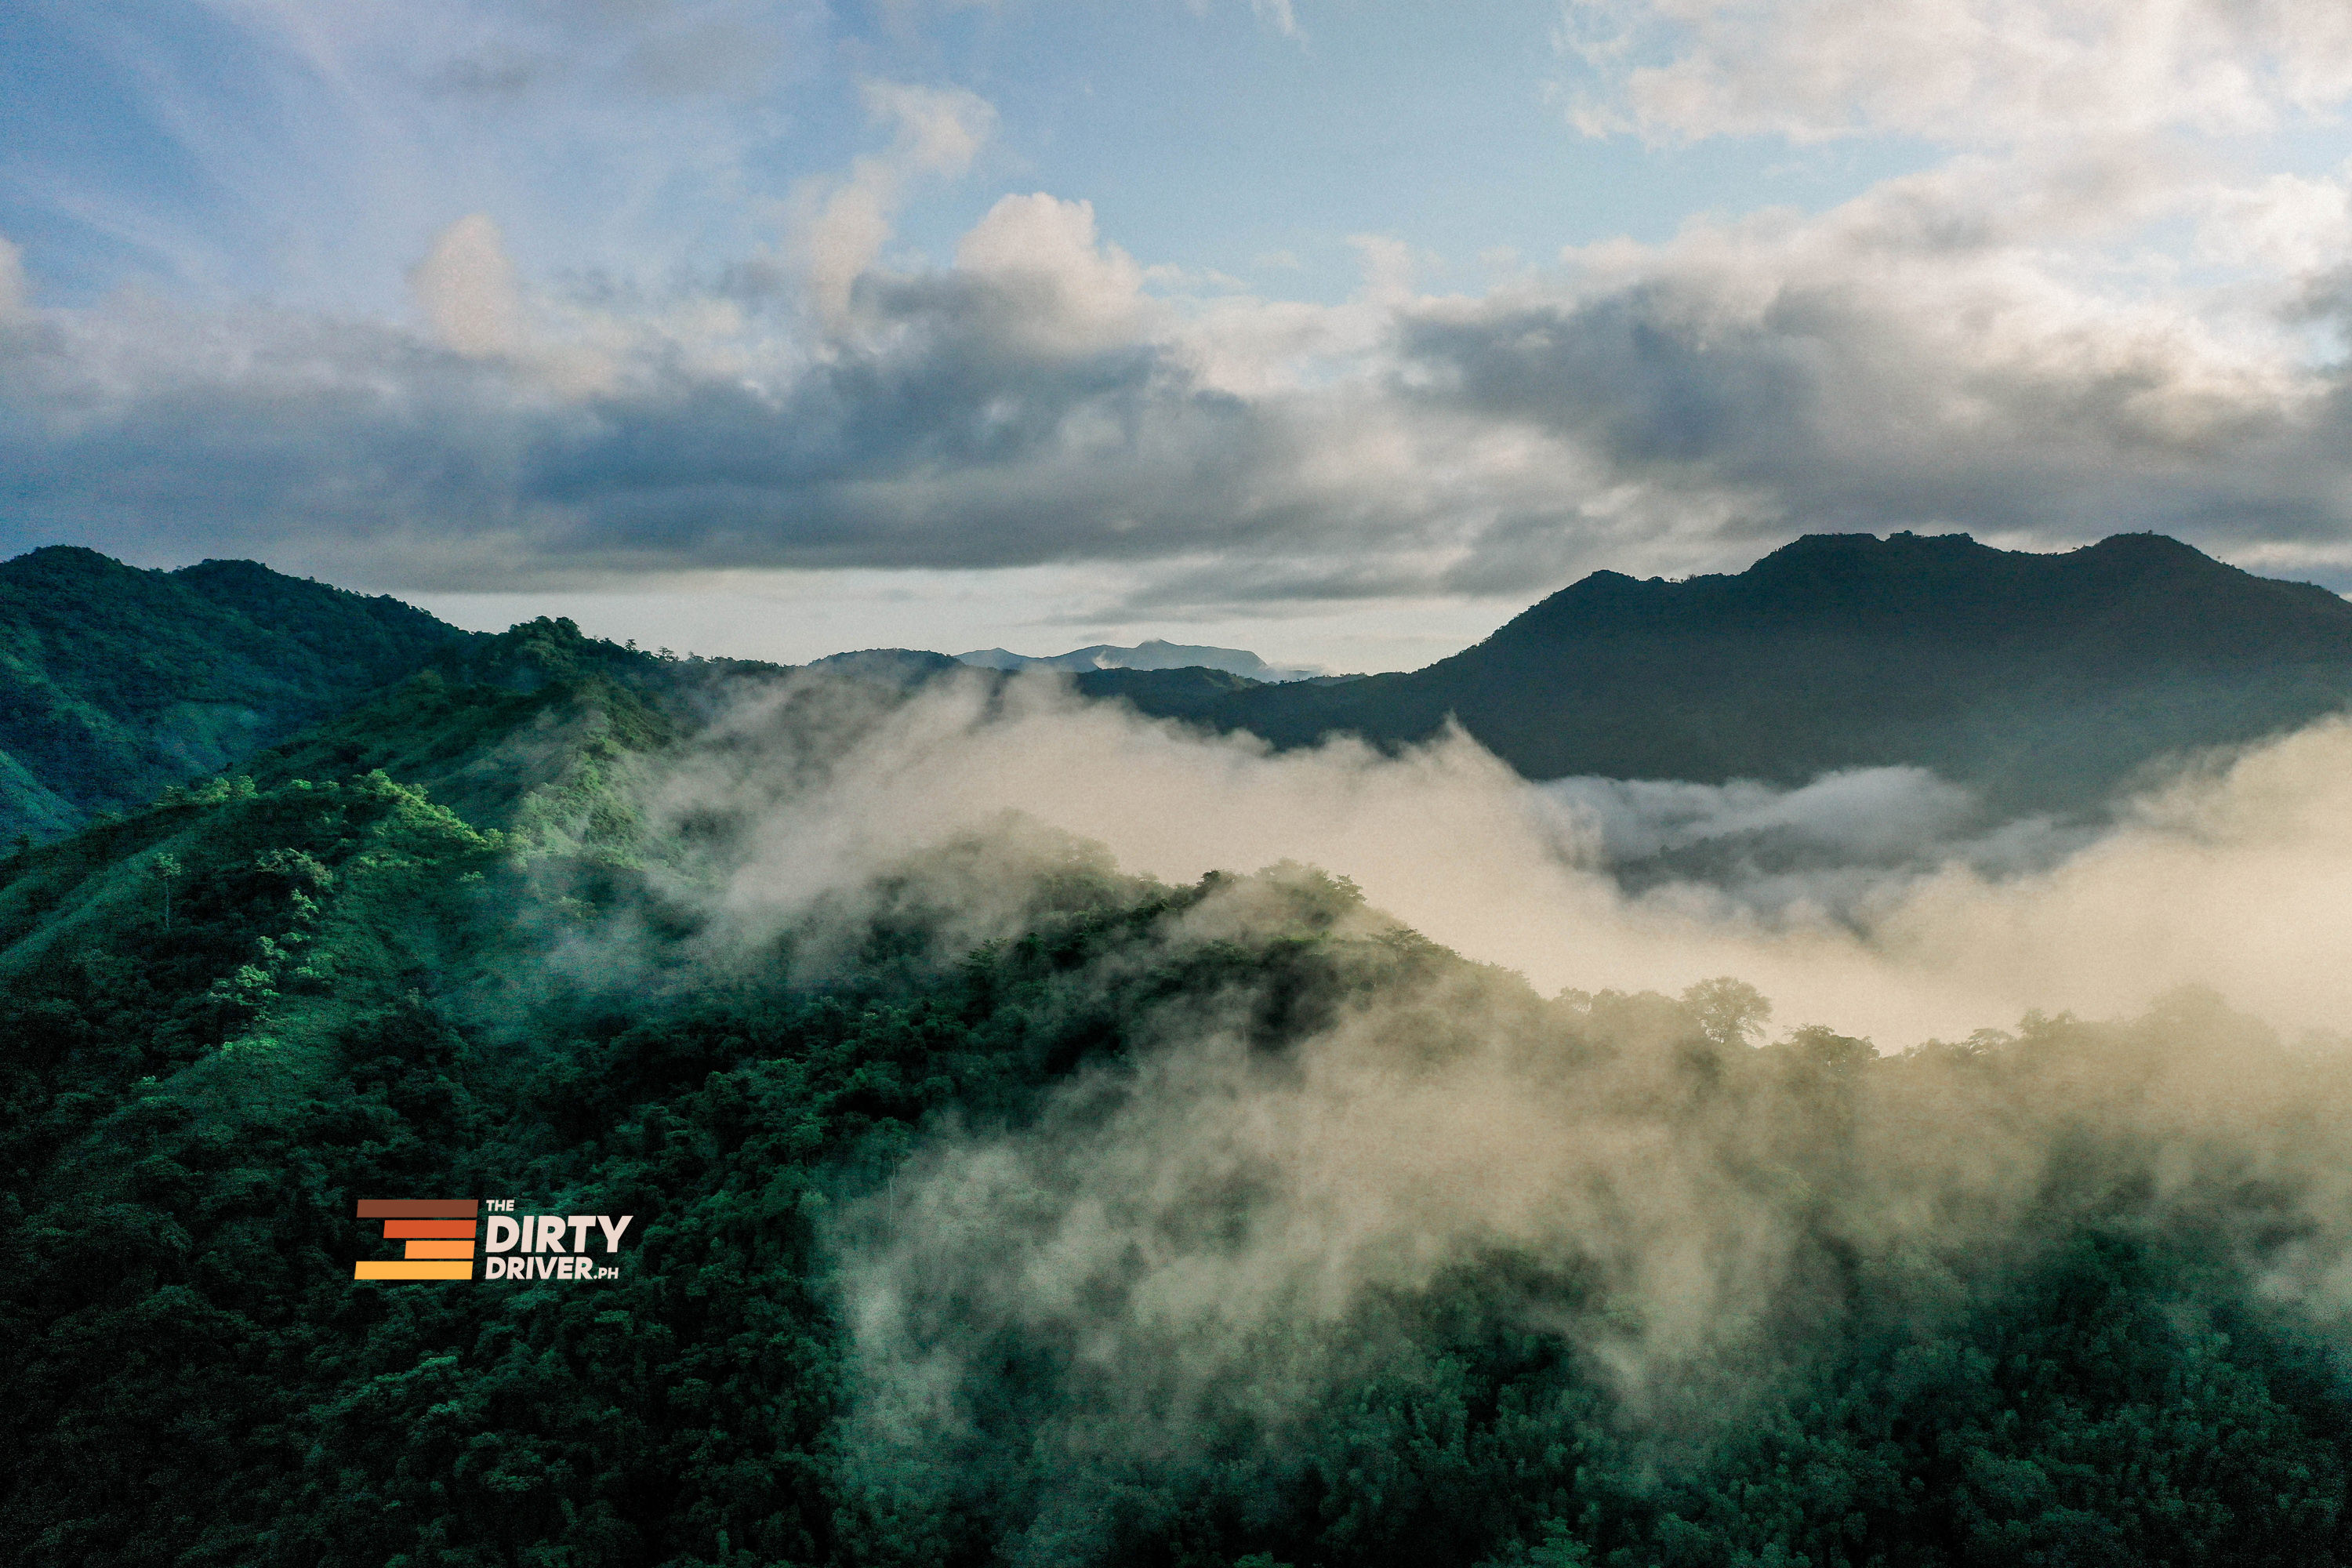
[8,531,2352,1565]
[5,529,2352,841]
[1106,530,2352,814]
[953,639,1327,683]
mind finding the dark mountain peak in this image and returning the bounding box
[174,555,285,586]
[2,543,127,578]
[808,648,966,688]
[1183,526,2352,811]
[1738,530,2005,593]
[1501,568,1659,628]
[2074,531,2206,563]
[1763,528,1984,560]
[1,546,180,605]
[1759,526,1994,575]
[1757,528,2233,589]
[1490,528,2350,653]
[172,556,477,666]
[2063,530,2252,591]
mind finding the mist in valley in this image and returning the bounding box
[589,663,2352,1561]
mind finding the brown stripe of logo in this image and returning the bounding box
[382,1219,479,1238]
[356,1199,481,1218]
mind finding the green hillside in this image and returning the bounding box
[1160,532,2352,811]
[0,547,477,842]
[5,618,2352,1566]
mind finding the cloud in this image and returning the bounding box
[1531,766,2085,913]
[638,669,2352,1045]
[795,81,997,325]
[840,969,2352,1485]
[1250,0,1302,38]
[1182,0,1305,39]
[9,136,2352,605]
[952,194,1150,353]
[0,236,29,323]
[1562,0,2352,147]
[599,667,2352,1537]
[11,4,2352,610]
[1392,149,2352,579]
[408,213,524,357]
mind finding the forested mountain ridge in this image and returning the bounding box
[239,615,789,848]
[1156,532,2352,811]
[13,529,2350,840]
[5,615,2352,1566]
[0,547,478,841]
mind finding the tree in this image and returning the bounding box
[1682,975,1770,1048]
[153,851,184,930]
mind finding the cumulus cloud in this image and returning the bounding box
[794,81,996,325]
[9,136,2352,604]
[1396,147,2352,585]
[9,0,2352,612]
[952,194,1151,354]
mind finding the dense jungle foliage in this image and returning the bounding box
[5,619,2352,1568]
[0,548,477,840]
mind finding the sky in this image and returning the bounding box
[3,1,2352,670]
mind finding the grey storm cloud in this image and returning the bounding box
[1478,298,2352,580]
[0,278,1281,586]
[1399,288,1819,470]
[15,0,2352,608]
[1392,274,2346,569]
[0,240,1453,593]
[9,160,2352,600]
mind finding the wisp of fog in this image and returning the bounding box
[646,666,2352,1043]
[624,666,2352,1557]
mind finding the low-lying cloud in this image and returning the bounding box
[643,667,2352,1054]
[619,667,2352,1557]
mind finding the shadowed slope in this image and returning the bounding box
[1177,532,2352,811]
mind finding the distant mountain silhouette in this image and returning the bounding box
[13,532,2350,836]
[1134,532,2352,813]
[0,547,476,839]
[956,639,1323,683]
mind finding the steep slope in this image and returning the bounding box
[0,547,477,840]
[244,617,693,848]
[1182,532,2352,811]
